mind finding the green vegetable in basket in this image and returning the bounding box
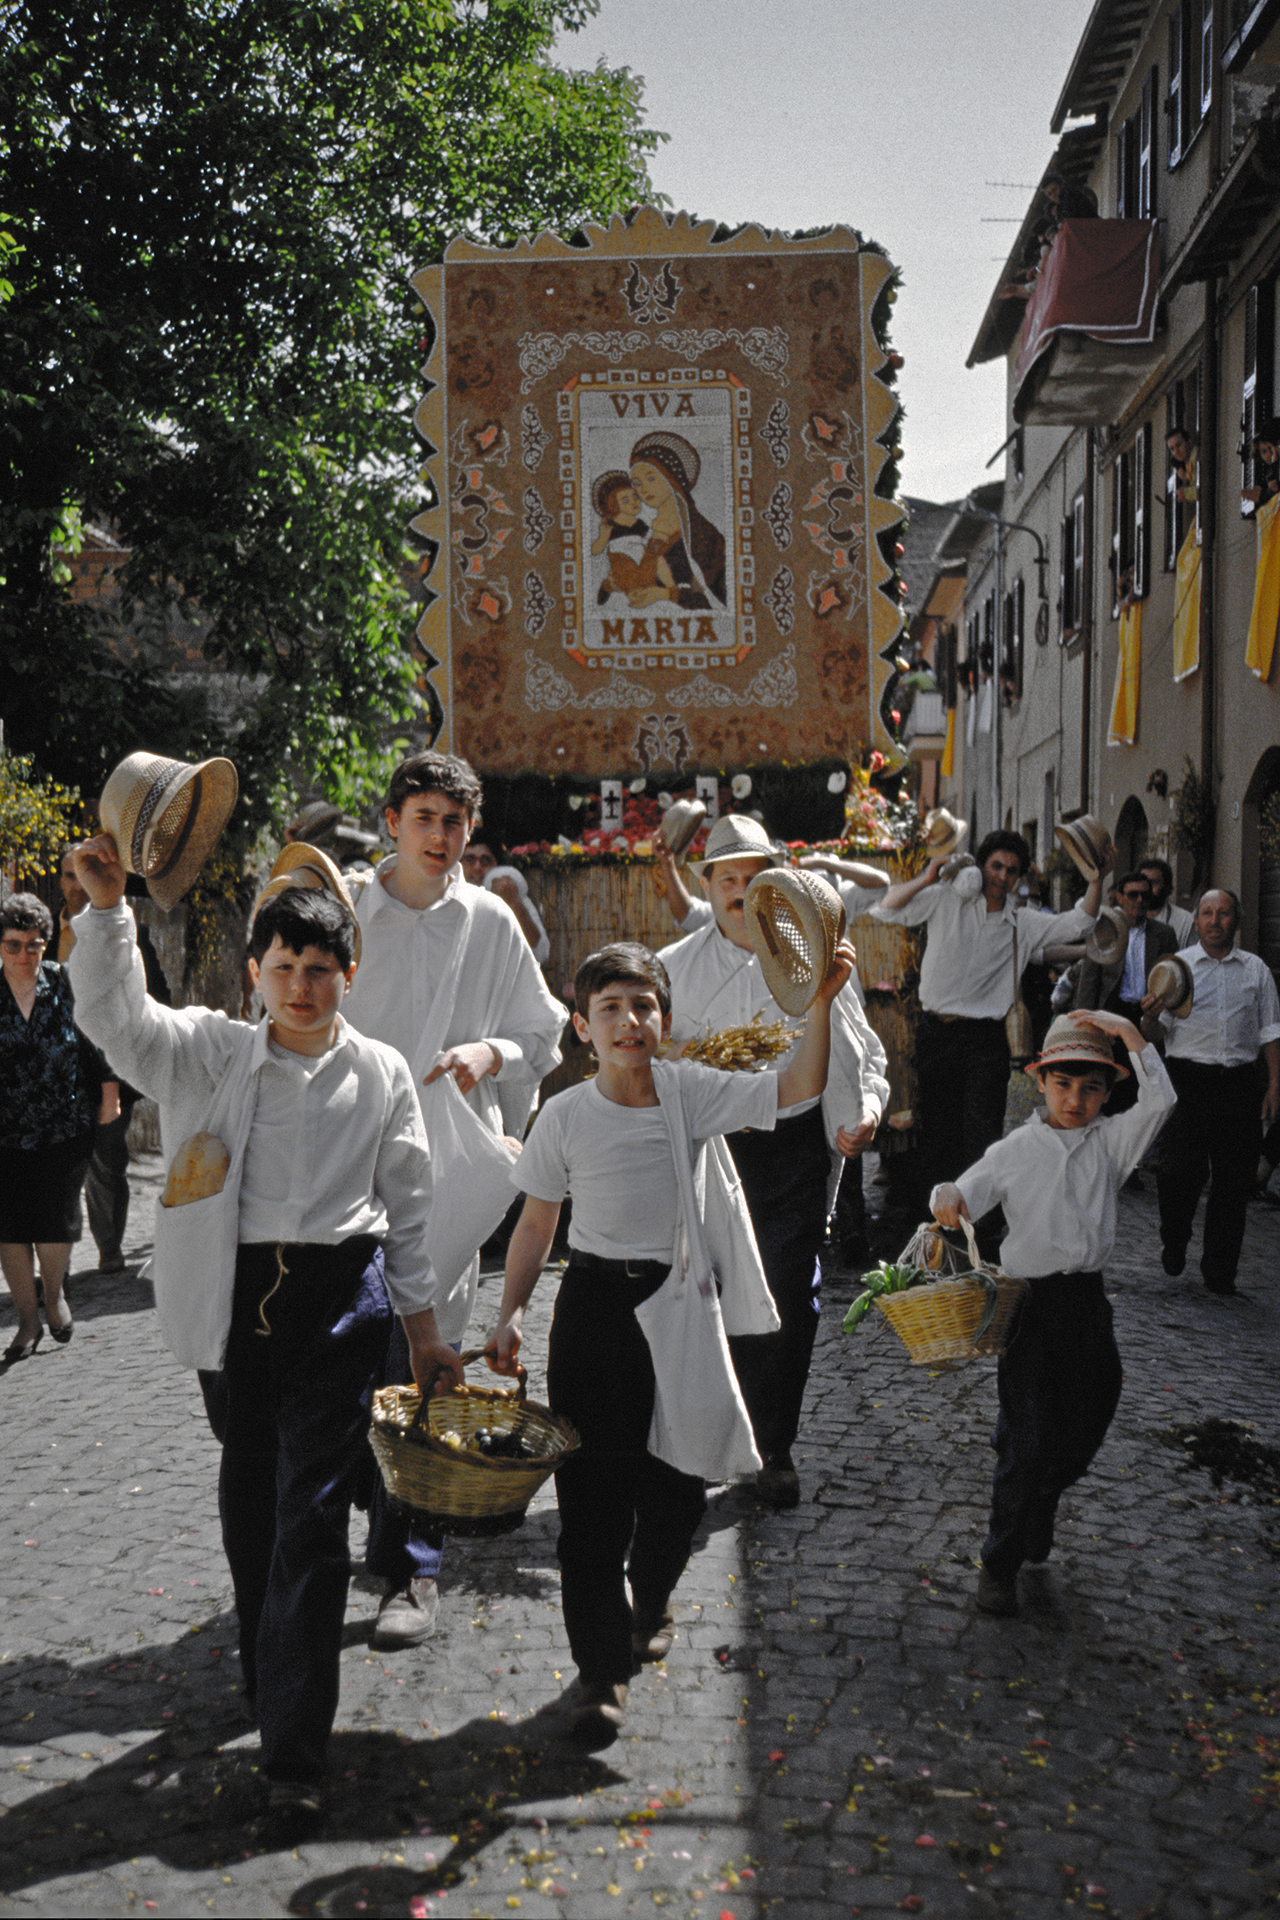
[841,1261,929,1334]
[971,1271,1003,1346]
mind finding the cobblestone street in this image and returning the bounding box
[2,1153,1278,1918]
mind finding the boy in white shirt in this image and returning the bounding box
[486,936,852,1750]
[932,1008,1175,1617]
[68,838,461,1823]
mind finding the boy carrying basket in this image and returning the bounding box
[68,836,462,1824]
[486,936,853,1750]
[931,1008,1175,1617]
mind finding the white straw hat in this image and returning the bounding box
[1085,904,1129,965]
[691,812,779,877]
[1146,953,1194,1019]
[1054,813,1111,882]
[660,798,707,858]
[98,751,238,912]
[923,807,967,858]
[743,868,846,1017]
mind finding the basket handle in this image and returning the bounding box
[459,1345,529,1401]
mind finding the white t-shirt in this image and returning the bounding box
[514,1061,777,1262]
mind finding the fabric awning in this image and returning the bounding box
[1014,220,1161,419]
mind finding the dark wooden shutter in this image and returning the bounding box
[1134,422,1151,597]
[1061,512,1072,636]
[1198,0,1213,124]
[1164,394,1179,571]
[1139,67,1157,216]
[1014,574,1025,697]
[1167,4,1184,167]
[1241,281,1275,512]
[1110,456,1122,617]
[1072,491,1086,627]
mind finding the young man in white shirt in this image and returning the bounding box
[933,1009,1175,1616]
[660,815,889,1508]
[487,936,851,1749]
[874,829,1105,1223]
[1149,889,1280,1294]
[341,752,566,1646]
[68,842,461,1822]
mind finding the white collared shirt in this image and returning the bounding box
[872,883,1093,1019]
[1161,943,1280,1066]
[660,918,890,1144]
[67,904,437,1315]
[1153,899,1195,946]
[1120,924,1148,1003]
[343,859,566,1135]
[946,1042,1176,1277]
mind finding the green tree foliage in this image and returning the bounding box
[1,0,658,833]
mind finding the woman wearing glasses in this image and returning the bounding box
[0,893,115,1363]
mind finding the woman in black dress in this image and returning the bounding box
[0,893,114,1363]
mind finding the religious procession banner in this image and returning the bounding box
[1171,525,1200,682]
[1107,598,1141,746]
[410,209,904,778]
[1244,492,1280,682]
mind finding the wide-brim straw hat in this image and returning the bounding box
[743,868,846,1017]
[691,812,780,877]
[1026,1012,1129,1079]
[1085,903,1129,964]
[99,751,238,912]
[923,807,967,859]
[1054,813,1111,882]
[1147,953,1194,1019]
[253,841,362,963]
[660,798,707,858]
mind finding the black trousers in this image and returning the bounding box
[983,1272,1122,1582]
[1157,1059,1261,1286]
[199,1237,390,1783]
[726,1104,829,1464]
[548,1255,706,1690]
[916,1013,1010,1195]
[85,1108,132,1264]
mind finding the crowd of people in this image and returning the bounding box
[2,749,1277,1829]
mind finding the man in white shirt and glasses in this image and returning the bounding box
[873,830,1106,1240]
[1149,889,1280,1295]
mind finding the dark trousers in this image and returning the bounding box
[983,1272,1121,1582]
[1157,1059,1261,1286]
[916,1013,1010,1197]
[85,1109,132,1264]
[726,1104,829,1464]
[548,1256,706,1690]
[198,1237,390,1783]
[363,1315,445,1587]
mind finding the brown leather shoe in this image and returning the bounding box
[976,1566,1019,1616]
[631,1610,675,1663]
[568,1680,627,1751]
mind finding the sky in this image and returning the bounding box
[556,0,1097,507]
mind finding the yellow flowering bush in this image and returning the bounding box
[0,751,84,880]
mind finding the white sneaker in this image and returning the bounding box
[371,1577,440,1648]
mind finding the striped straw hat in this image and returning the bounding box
[98,752,238,912]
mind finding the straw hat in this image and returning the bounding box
[923,807,967,859]
[1085,903,1129,965]
[1026,1013,1129,1080]
[1054,813,1111,882]
[743,868,846,1017]
[691,812,780,877]
[660,798,707,858]
[1146,953,1194,1019]
[253,841,362,963]
[98,751,239,912]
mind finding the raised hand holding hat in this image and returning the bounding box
[98,750,239,911]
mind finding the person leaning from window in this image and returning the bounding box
[1242,417,1280,509]
[1,892,117,1363]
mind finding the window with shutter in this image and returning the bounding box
[1116,115,1137,217]
[1241,281,1275,515]
[1111,451,1133,615]
[1014,575,1025,698]
[1164,393,1180,572]
[1167,5,1184,166]
[1072,492,1085,628]
[1060,511,1073,637]
[1198,0,1213,123]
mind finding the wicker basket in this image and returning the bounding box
[874,1220,1027,1365]
[368,1349,579,1537]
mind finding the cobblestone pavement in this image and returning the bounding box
[2,1152,1278,1918]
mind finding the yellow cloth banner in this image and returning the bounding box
[1245,492,1280,682]
[1172,524,1201,682]
[1107,599,1141,746]
[940,706,956,779]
